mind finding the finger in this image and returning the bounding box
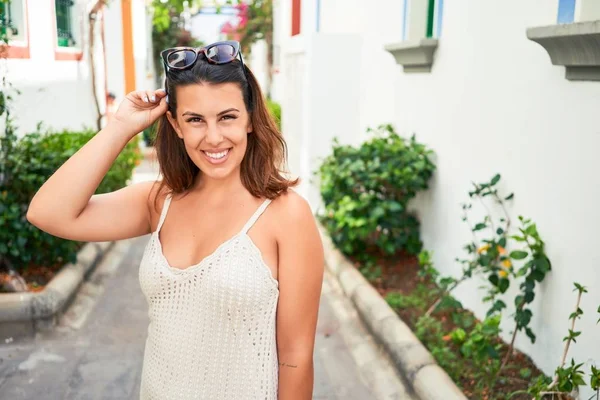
[128,91,148,105]
[154,88,167,99]
[150,97,169,120]
[146,90,156,103]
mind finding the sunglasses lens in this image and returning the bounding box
[166,50,196,68]
[206,44,236,63]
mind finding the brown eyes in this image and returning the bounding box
[186,115,237,123]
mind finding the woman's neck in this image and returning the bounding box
[192,169,247,202]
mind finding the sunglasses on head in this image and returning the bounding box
[160,40,249,101]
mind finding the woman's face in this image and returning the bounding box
[167,82,252,181]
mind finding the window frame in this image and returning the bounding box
[53,0,83,61]
[0,0,30,59]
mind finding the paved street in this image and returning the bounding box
[0,156,412,400]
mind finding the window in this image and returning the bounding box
[557,0,600,23]
[0,0,27,43]
[55,0,79,48]
[527,0,600,81]
[557,0,576,23]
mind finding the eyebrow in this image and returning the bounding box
[182,108,240,118]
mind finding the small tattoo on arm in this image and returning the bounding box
[278,362,298,368]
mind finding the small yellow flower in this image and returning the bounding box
[477,244,490,254]
[502,259,512,269]
[499,270,508,278]
[497,246,507,255]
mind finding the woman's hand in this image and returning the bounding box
[111,89,168,138]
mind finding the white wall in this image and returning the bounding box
[5,0,100,135]
[104,0,155,110]
[104,0,125,104]
[392,0,600,394]
[3,0,153,136]
[132,0,156,92]
[277,0,403,190]
[281,33,361,208]
[190,12,234,45]
[277,0,600,395]
[248,39,269,96]
[273,0,402,151]
[318,0,402,139]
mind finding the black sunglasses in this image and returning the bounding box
[160,40,249,101]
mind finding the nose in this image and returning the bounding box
[205,122,223,146]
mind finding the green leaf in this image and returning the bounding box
[531,269,546,282]
[498,237,507,248]
[496,227,504,235]
[505,193,514,200]
[525,327,536,343]
[490,174,501,186]
[450,328,466,343]
[524,291,535,303]
[514,295,524,307]
[573,282,588,293]
[498,278,510,293]
[519,368,532,379]
[510,250,528,260]
[473,223,486,231]
[533,256,551,273]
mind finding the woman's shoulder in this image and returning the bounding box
[269,189,314,228]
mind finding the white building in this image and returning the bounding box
[275,0,600,396]
[2,0,155,136]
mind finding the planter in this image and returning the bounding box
[0,241,114,341]
[318,224,467,400]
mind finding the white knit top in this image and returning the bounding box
[138,194,279,399]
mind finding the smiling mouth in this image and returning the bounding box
[202,148,231,160]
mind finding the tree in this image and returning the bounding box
[150,0,275,95]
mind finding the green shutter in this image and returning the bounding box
[0,2,18,39]
[426,0,435,38]
[56,0,75,47]
[0,3,6,37]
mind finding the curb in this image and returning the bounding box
[0,241,114,340]
[321,268,418,400]
[318,225,467,400]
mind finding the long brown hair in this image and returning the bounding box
[151,57,298,212]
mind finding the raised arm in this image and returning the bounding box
[26,89,168,242]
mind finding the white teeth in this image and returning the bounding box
[204,149,229,159]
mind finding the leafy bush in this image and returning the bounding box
[142,125,157,147]
[317,124,435,266]
[266,99,281,130]
[0,129,142,273]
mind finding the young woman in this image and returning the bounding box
[27,40,324,399]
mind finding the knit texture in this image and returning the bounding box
[138,194,279,399]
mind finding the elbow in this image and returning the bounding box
[26,203,37,224]
[26,205,42,229]
[26,198,49,230]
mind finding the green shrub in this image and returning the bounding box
[142,124,157,147]
[317,124,435,265]
[0,129,142,273]
[266,99,281,130]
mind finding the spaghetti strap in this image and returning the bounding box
[240,199,272,235]
[156,194,173,233]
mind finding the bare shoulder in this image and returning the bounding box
[269,189,314,225]
[269,189,321,243]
